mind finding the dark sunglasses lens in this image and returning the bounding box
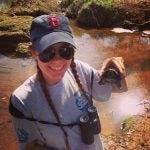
[39,51,55,62]
[60,47,74,60]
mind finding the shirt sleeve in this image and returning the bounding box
[89,69,112,101]
[74,60,113,101]
[9,95,43,150]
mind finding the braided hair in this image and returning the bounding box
[36,55,91,150]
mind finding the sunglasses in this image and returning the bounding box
[38,45,75,63]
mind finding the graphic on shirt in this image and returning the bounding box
[74,90,89,111]
[17,128,29,143]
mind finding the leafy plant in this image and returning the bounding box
[122,117,135,131]
[60,0,75,8]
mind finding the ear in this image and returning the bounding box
[28,45,38,59]
[31,50,37,59]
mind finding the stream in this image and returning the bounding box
[0,20,149,150]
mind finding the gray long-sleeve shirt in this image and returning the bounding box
[10,60,112,150]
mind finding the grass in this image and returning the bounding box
[82,0,114,8]
[0,15,33,32]
[123,117,135,131]
[114,0,142,3]
[61,0,75,8]
[15,43,31,57]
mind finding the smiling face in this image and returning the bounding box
[33,42,74,84]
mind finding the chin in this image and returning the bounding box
[50,72,65,81]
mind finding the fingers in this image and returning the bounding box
[99,58,112,75]
[100,57,126,78]
[111,57,126,77]
[112,57,126,77]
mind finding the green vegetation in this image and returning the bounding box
[0,0,55,57]
[84,0,114,7]
[78,0,118,27]
[61,0,114,8]
[0,14,32,57]
[123,117,135,131]
[0,0,149,57]
[11,0,33,7]
[0,31,30,42]
[61,0,75,8]
[15,43,31,57]
[0,15,33,32]
[61,0,119,27]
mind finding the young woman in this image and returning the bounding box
[9,13,126,150]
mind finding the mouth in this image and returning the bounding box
[49,65,65,71]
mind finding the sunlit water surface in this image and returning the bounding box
[72,24,149,134]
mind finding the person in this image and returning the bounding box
[9,13,127,150]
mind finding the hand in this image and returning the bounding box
[99,57,126,78]
[99,57,128,91]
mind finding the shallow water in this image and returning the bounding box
[72,22,150,135]
[0,20,149,149]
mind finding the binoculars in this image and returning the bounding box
[79,105,101,145]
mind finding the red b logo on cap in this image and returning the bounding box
[49,16,60,28]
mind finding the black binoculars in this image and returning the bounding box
[79,105,101,145]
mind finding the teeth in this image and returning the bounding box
[50,66,63,71]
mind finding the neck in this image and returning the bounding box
[42,73,61,85]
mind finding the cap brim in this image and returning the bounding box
[33,32,76,53]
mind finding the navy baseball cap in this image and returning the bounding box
[29,14,76,53]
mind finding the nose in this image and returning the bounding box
[53,54,62,60]
[51,49,63,61]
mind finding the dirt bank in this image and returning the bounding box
[103,114,150,149]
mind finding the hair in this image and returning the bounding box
[70,57,92,104]
[37,65,71,150]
